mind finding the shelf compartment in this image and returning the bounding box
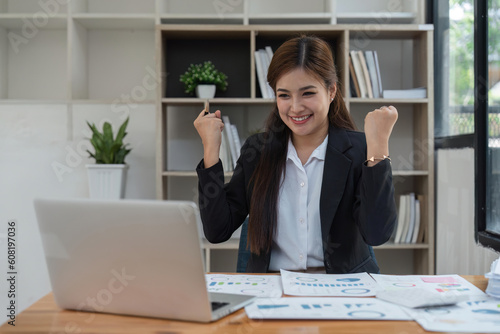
[71,20,155,100]
[161,28,251,98]
[0,0,68,14]
[349,98,429,104]
[161,97,275,105]
[249,13,333,25]
[160,14,244,25]
[337,12,417,24]
[70,0,155,14]
[0,28,67,100]
[248,0,333,16]
[158,0,244,17]
[0,14,67,29]
[336,0,423,24]
[72,15,155,30]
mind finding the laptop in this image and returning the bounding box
[34,198,256,323]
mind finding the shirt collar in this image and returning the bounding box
[287,135,329,165]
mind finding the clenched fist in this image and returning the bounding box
[194,108,224,168]
[364,105,398,166]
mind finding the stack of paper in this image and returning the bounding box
[485,256,500,298]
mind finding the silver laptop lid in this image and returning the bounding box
[34,198,214,322]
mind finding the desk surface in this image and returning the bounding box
[0,275,488,334]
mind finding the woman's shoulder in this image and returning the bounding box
[242,132,266,150]
[329,126,366,148]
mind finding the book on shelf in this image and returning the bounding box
[393,195,407,243]
[411,197,421,244]
[357,51,373,98]
[364,51,381,98]
[394,193,423,244]
[348,56,361,97]
[416,194,426,243]
[254,47,275,99]
[221,116,241,169]
[382,87,427,99]
[404,193,416,243]
[349,50,368,98]
[372,51,383,97]
[219,126,232,172]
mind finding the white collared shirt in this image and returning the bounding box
[268,135,328,271]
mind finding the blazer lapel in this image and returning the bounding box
[320,126,353,240]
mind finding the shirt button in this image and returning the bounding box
[299,254,304,260]
[300,182,305,187]
[299,218,304,224]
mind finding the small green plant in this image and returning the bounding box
[86,117,132,164]
[179,61,228,95]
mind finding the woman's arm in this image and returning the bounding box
[355,105,399,244]
[195,114,254,243]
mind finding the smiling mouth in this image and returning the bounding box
[290,114,312,122]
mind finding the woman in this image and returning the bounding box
[194,35,398,274]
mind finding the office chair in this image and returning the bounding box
[236,218,379,273]
[236,218,251,273]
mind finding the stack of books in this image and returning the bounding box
[349,49,427,99]
[254,46,275,99]
[349,50,383,98]
[392,193,426,244]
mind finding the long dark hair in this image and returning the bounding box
[248,35,356,255]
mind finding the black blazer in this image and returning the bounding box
[196,125,397,273]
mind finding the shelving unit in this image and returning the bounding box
[157,23,434,274]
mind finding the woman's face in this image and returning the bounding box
[276,68,335,143]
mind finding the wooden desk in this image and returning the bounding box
[0,275,488,334]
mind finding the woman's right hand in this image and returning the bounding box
[193,108,224,168]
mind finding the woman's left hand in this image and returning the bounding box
[364,105,398,165]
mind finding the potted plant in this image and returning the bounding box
[85,117,132,199]
[179,61,228,98]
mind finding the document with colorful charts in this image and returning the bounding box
[245,297,412,320]
[205,274,282,298]
[407,297,500,333]
[280,269,382,296]
[371,274,487,298]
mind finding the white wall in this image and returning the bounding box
[436,148,498,275]
[0,103,156,317]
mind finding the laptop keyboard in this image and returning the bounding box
[211,301,229,311]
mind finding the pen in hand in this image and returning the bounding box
[204,100,209,115]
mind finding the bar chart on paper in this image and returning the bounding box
[280,269,381,296]
[205,274,283,297]
[245,297,412,320]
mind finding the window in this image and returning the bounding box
[476,0,500,251]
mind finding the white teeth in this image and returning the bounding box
[291,115,310,121]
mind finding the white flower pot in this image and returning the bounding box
[195,84,216,98]
[86,164,128,199]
